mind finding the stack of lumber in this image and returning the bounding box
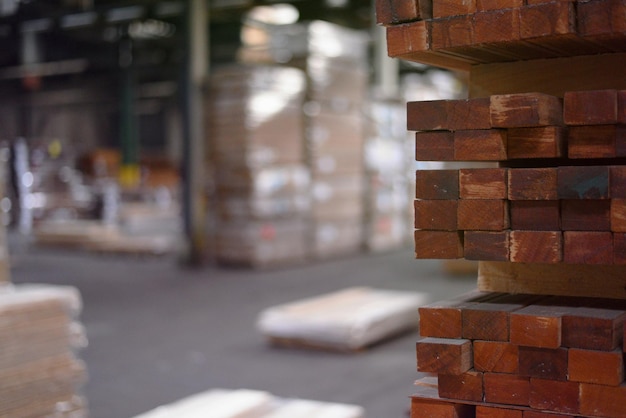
[239,20,370,259]
[413,290,626,417]
[364,98,414,252]
[378,0,626,70]
[206,65,310,267]
[0,284,88,418]
[411,90,626,265]
[257,287,428,351]
[132,388,364,418]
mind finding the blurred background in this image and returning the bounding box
[0,1,474,417]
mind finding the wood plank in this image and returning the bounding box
[611,166,626,198]
[490,93,563,128]
[414,199,458,231]
[415,230,464,259]
[519,2,576,39]
[520,347,569,381]
[464,231,509,261]
[462,293,538,341]
[522,412,571,418]
[568,348,624,386]
[563,231,613,264]
[454,129,508,161]
[416,337,473,375]
[408,100,452,131]
[458,200,509,231]
[416,170,459,200]
[473,341,519,374]
[386,21,430,58]
[529,378,580,415]
[459,168,507,199]
[579,383,626,418]
[578,0,626,43]
[483,373,530,406]
[476,406,522,418]
[557,166,610,200]
[611,199,626,232]
[509,231,562,264]
[473,8,520,45]
[510,303,568,348]
[567,125,621,159]
[432,0,476,18]
[470,54,626,98]
[507,126,565,159]
[510,201,560,231]
[419,291,501,339]
[416,131,455,161]
[476,0,522,11]
[507,167,557,200]
[563,89,620,125]
[439,370,484,402]
[376,0,427,26]
[431,15,474,50]
[615,233,626,265]
[478,261,626,299]
[448,98,492,131]
[561,200,611,231]
[562,305,626,351]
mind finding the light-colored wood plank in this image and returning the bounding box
[477,262,626,299]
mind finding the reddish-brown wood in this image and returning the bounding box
[483,373,530,406]
[462,293,538,342]
[510,201,560,231]
[519,347,569,381]
[560,200,611,231]
[420,291,501,339]
[476,406,522,418]
[415,230,464,259]
[460,168,507,199]
[431,15,475,50]
[568,348,624,386]
[619,90,626,123]
[557,166,610,200]
[564,89,620,125]
[416,337,473,375]
[476,0,522,11]
[509,231,562,264]
[510,304,568,348]
[458,200,509,231]
[507,126,565,159]
[414,200,459,231]
[416,131,456,161]
[507,167,557,200]
[611,166,626,198]
[562,305,626,351]
[567,125,622,159]
[578,0,626,39]
[386,21,430,57]
[519,2,576,39]
[580,382,626,418]
[439,371,484,402]
[464,231,510,261]
[408,100,452,131]
[615,233,626,265]
[454,129,508,161]
[563,231,613,264]
[490,93,563,128]
[611,199,626,232]
[432,0,477,18]
[529,379,580,414]
[448,98,492,131]
[376,0,431,25]
[416,170,459,200]
[473,9,520,45]
[473,341,519,374]
[522,412,571,418]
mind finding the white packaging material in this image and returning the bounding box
[257,287,428,350]
[262,398,364,418]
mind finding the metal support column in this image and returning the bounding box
[181,0,208,265]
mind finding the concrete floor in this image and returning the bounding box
[10,244,476,418]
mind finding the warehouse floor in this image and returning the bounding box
[10,242,476,418]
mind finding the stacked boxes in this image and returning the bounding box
[413,291,626,417]
[0,284,88,417]
[239,20,370,259]
[206,65,310,267]
[364,99,413,251]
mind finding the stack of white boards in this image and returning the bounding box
[132,388,364,418]
[257,287,428,351]
[0,283,88,417]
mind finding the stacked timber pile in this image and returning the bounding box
[0,284,88,417]
[206,65,310,267]
[377,0,626,417]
